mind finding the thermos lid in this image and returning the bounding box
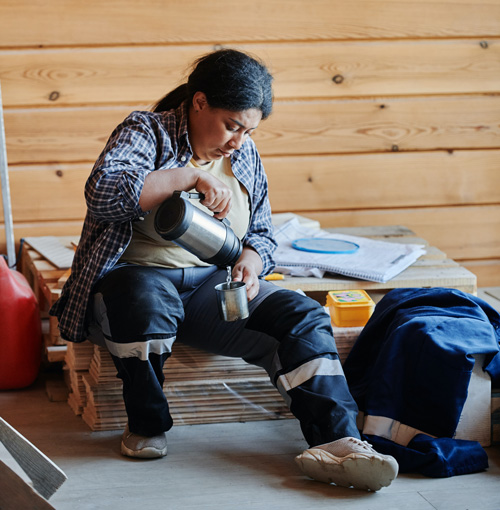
[154,192,193,240]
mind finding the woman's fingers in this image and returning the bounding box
[196,176,233,218]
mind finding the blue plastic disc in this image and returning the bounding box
[291,238,360,254]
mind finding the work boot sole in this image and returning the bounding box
[295,451,398,491]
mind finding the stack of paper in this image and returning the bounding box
[274,218,426,283]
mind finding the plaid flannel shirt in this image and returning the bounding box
[50,102,277,342]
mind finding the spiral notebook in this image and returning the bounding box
[273,219,426,283]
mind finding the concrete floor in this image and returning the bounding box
[1,287,499,509]
[1,371,499,510]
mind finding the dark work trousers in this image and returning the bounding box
[88,264,360,446]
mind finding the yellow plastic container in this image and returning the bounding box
[326,290,375,327]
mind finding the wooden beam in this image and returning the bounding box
[2,150,499,223]
[4,95,500,164]
[0,417,67,501]
[1,204,500,262]
[1,39,499,107]
[463,260,500,288]
[304,204,500,261]
[1,0,499,47]
[0,460,56,510]
[265,150,500,211]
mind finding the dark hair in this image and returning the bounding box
[153,49,274,119]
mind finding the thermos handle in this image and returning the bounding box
[175,190,204,200]
[174,191,231,226]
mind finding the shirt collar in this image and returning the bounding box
[175,101,193,162]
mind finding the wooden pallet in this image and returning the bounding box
[19,237,75,362]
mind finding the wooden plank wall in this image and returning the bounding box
[1,0,499,285]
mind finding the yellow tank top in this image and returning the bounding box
[120,157,250,268]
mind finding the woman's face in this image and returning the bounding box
[188,92,262,165]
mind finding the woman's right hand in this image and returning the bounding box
[139,166,231,216]
[194,172,232,219]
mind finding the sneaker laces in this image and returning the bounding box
[349,438,374,450]
[314,437,379,458]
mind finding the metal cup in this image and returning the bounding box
[215,281,249,322]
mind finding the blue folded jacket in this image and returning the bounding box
[343,287,500,477]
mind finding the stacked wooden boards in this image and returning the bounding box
[62,309,362,431]
[19,236,75,363]
[65,342,293,432]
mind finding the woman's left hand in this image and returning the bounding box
[231,247,263,301]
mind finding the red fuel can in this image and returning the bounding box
[0,256,42,389]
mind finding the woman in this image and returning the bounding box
[50,49,397,491]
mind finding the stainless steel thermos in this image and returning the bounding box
[154,191,242,267]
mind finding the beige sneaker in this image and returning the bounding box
[121,425,168,459]
[295,437,398,491]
